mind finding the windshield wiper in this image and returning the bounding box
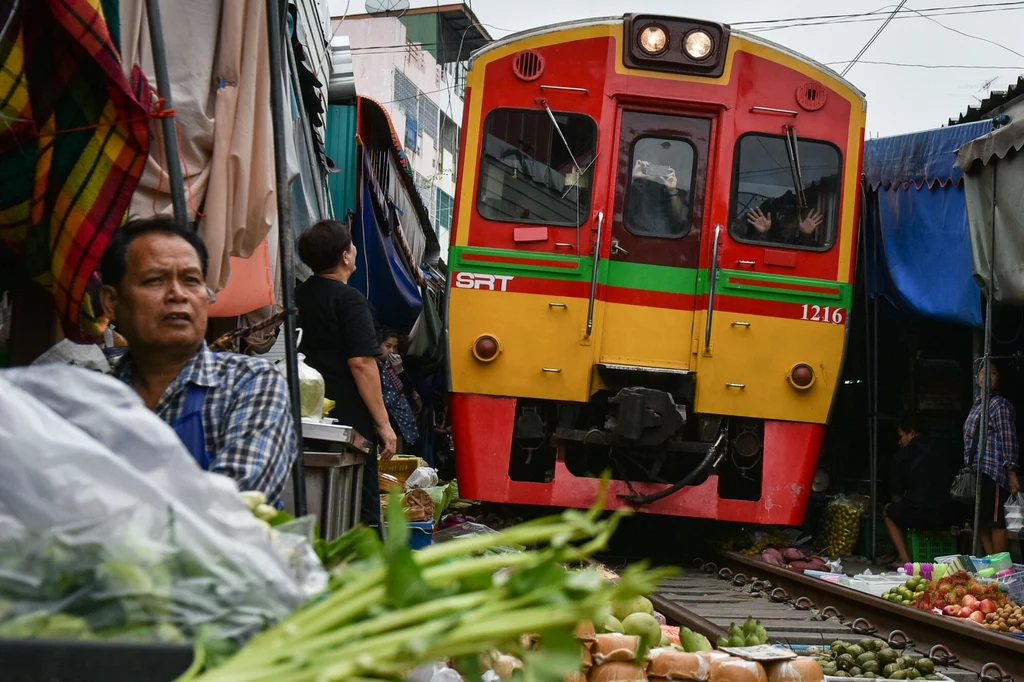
[543,104,584,177]
[783,126,808,210]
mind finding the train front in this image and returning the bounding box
[445,14,866,524]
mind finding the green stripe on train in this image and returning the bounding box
[449,246,853,306]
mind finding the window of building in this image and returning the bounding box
[624,137,696,239]
[729,134,842,250]
[476,108,597,226]
[436,188,454,235]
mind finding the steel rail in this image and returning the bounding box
[696,550,1024,680]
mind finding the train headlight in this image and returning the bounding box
[638,25,668,55]
[788,363,816,390]
[472,334,501,362]
[683,30,714,61]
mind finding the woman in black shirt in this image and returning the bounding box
[295,219,397,527]
[883,413,963,565]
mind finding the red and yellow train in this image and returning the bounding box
[446,14,866,524]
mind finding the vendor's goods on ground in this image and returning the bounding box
[818,497,867,556]
[0,367,323,653]
[815,640,943,680]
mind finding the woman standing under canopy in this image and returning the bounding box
[295,220,397,528]
[963,362,1020,554]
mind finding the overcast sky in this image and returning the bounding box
[328,0,1024,138]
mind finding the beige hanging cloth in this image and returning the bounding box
[119,0,276,292]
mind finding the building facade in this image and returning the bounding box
[331,5,489,255]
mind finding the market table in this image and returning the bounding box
[281,420,369,540]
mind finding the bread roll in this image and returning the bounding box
[647,649,710,681]
[709,658,768,682]
[577,621,598,641]
[592,634,642,663]
[766,658,823,682]
[589,663,649,682]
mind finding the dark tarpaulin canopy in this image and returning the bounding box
[863,120,993,327]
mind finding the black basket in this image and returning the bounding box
[0,637,194,682]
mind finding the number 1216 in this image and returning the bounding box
[801,304,844,324]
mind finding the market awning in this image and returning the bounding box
[862,121,993,327]
[956,117,1024,305]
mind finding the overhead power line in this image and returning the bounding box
[826,60,1024,69]
[735,1,1024,30]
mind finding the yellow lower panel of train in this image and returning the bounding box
[448,288,593,403]
[693,310,845,424]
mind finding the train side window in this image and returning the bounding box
[476,108,597,226]
[624,137,696,239]
[729,134,842,250]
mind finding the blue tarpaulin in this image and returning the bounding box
[863,120,992,327]
[349,157,423,332]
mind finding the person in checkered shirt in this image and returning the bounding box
[99,216,297,506]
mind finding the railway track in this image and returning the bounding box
[648,550,1023,682]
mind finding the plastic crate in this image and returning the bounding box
[373,521,434,549]
[0,638,193,682]
[378,455,420,482]
[907,529,957,562]
[857,516,895,557]
[997,564,1024,604]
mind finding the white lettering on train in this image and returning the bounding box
[454,272,514,292]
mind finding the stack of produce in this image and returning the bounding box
[716,618,769,648]
[176,485,674,681]
[759,548,830,574]
[816,640,943,680]
[818,497,865,556]
[908,571,1008,617]
[569,617,820,682]
[881,577,930,606]
[980,602,1024,633]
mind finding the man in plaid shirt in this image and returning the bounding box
[100,216,296,505]
[963,362,1020,554]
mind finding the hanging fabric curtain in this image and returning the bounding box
[956,117,1024,304]
[0,0,152,330]
[119,0,277,292]
[350,152,423,332]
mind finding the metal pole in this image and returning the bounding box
[143,0,189,226]
[266,0,307,516]
[861,185,878,561]
[972,162,997,556]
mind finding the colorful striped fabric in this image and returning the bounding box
[0,0,151,328]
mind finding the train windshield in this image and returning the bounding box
[728,134,842,250]
[476,108,597,226]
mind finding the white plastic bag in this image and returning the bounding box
[406,467,439,490]
[1005,493,1024,532]
[0,365,325,647]
[278,351,325,420]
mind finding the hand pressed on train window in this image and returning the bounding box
[799,208,824,235]
[747,208,772,233]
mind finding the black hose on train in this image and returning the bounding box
[618,433,725,505]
